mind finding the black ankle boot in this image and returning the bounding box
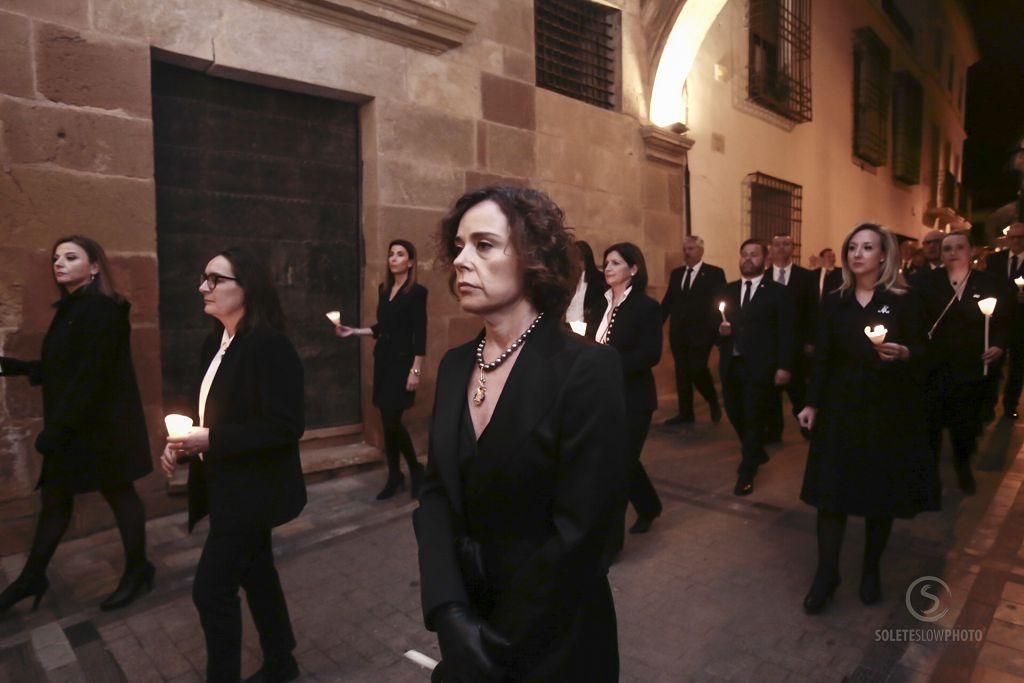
[100,562,155,611]
[410,464,424,499]
[243,652,300,682]
[0,573,49,614]
[859,570,882,605]
[376,474,406,501]
[803,570,840,615]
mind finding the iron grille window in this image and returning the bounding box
[853,28,890,167]
[748,172,803,262]
[892,71,923,184]
[535,0,619,110]
[748,0,813,123]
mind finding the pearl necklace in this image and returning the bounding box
[472,313,544,406]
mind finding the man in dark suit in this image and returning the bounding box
[766,233,816,441]
[717,238,795,496]
[661,236,726,426]
[986,221,1024,419]
[812,247,843,300]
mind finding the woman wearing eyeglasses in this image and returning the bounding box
[0,235,153,615]
[334,239,428,500]
[161,247,306,683]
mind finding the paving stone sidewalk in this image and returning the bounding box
[2,402,1024,682]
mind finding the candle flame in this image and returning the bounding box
[718,302,725,312]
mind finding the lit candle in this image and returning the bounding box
[326,310,342,326]
[979,297,997,376]
[1014,276,1024,290]
[863,325,887,345]
[164,414,194,439]
[718,301,727,322]
[568,320,587,336]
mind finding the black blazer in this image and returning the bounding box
[590,291,663,412]
[770,264,818,346]
[919,268,1011,383]
[0,284,152,493]
[413,316,626,674]
[371,283,428,410]
[660,263,727,349]
[985,250,1024,334]
[812,268,844,300]
[187,326,307,532]
[717,278,796,383]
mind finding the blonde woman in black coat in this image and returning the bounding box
[162,246,305,683]
[335,239,427,499]
[0,236,153,614]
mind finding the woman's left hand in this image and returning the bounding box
[167,427,210,456]
[406,371,421,392]
[982,346,1004,363]
[875,342,908,362]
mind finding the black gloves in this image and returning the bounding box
[432,603,509,682]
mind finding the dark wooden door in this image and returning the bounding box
[152,61,362,430]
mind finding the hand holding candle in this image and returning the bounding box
[979,297,997,376]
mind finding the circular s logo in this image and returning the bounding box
[906,576,951,623]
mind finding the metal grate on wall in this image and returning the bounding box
[853,27,891,167]
[748,0,813,123]
[535,0,619,110]
[747,172,803,262]
[892,71,923,184]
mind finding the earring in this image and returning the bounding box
[90,273,96,282]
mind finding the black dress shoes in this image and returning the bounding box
[859,571,882,605]
[629,516,655,534]
[733,476,754,496]
[664,415,694,427]
[100,562,155,611]
[954,461,977,495]
[803,572,840,615]
[243,653,300,683]
[376,475,406,500]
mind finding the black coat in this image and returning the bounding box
[812,268,843,300]
[414,316,626,681]
[187,327,307,533]
[660,263,727,349]
[918,268,1010,384]
[801,288,940,518]
[716,278,796,383]
[371,283,428,411]
[770,264,818,346]
[985,250,1024,340]
[0,284,151,493]
[590,291,663,412]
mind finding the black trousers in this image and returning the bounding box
[1002,332,1024,413]
[722,358,772,478]
[379,407,420,480]
[927,369,987,465]
[625,409,662,520]
[193,526,296,683]
[670,341,719,420]
[768,354,807,438]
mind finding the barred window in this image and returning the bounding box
[747,172,803,262]
[535,0,619,110]
[853,28,890,167]
[892,72,923,184]
[748,0,813,123]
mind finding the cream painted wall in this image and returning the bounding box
[682,0,976,279]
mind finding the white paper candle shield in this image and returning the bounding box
[1015,277,1024,290]
[718,301,727,322]
[978,297,997,317]
[164,414,194,438]
[326,310,342,325]
[863,325,887,345]
[568,320,587,336]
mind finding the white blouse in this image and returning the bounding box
[198,330,234,428]
[595,286,631,344]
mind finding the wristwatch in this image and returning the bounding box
[410,368,421,376]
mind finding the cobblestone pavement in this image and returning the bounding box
[2,400,1024,682]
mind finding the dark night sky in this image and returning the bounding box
[963,0,1024,211]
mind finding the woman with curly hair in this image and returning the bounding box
[414,186,627,682]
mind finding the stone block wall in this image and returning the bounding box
[0,0,689,551]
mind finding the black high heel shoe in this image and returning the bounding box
[803,572,840,615]
[410,464,424,499]
[100,562,155,611]
[859,571,882,605]
[376,475,406,501]
[0,574,49,614]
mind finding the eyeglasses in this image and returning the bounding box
[199,272,238,290]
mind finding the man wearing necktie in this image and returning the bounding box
[766,233,817,441]
[985,222,1024,419]
[811,248,843,300]
[661,236,726,426]
[716,239,795,496]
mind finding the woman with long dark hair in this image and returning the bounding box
[590,242,664,539]
[334,239,428,499]
[798,224,939,614]
[161,246,306,682]
[415,186,626,681]
[565,239,606,335]
[0,235,153,614]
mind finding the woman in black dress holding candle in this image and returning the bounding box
[0,235,153,614]
[798,223,939,614]
[414,186,626,682]
[335,239,427,499]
